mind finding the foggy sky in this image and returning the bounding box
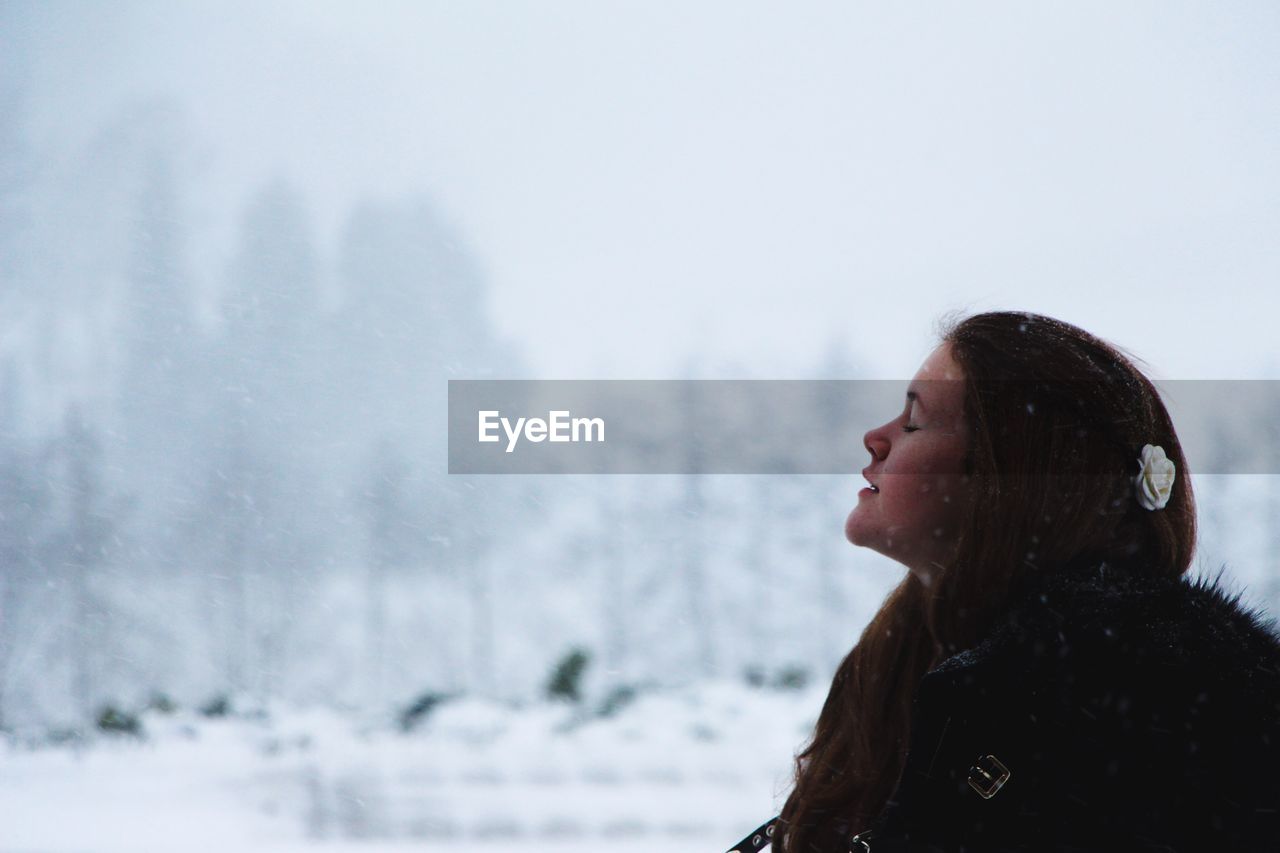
[6,0,1279,380]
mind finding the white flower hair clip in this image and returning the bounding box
[1134,444,1176,511]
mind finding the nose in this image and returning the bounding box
[864,424,890,461]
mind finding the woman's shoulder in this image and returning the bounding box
[903,558,1280,850]
[920,555,1280,779]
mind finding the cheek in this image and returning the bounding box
[926,474,972,524]
[872,485,922,532]
[917,444,968,478]
[888,475,966,526]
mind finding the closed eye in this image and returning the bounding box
[902,424,920,433]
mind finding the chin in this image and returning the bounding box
[844,509,869,546]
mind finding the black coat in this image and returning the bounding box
[731,556,1280,853]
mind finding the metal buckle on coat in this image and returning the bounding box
[848,829,873,852]
[967,753,1011,799]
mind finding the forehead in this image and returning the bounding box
[907,343,966,412]
[914,343,962,379]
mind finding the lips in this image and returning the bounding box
[861,468,880,493]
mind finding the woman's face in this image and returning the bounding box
[845,342,973,582]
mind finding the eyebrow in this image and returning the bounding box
[905,389,924,409]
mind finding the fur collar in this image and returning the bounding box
[927,555,1280,693]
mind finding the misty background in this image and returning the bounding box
[2,2,1280,850]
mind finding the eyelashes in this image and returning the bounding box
[902,424,920,433]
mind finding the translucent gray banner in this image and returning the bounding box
[447,380,1280,474]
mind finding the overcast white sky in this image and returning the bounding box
[6,0,1279,379]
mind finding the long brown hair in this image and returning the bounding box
[775,310,1197,851]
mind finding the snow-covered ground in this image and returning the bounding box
[1,680,819,853]
[5,478,1275,853]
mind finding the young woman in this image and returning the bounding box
[727,311,1280,852]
